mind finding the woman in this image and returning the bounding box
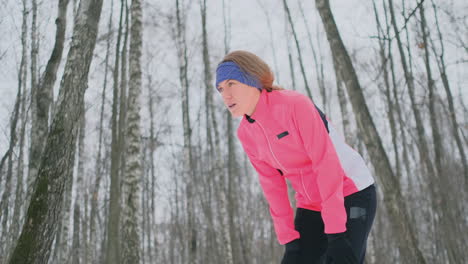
[215,50,377,264]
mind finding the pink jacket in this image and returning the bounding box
[237,89,374,245]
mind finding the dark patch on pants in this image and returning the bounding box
[349,207,367,221]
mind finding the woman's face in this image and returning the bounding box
[217,79,261,117]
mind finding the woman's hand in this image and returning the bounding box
[281,239,301,264]
[326,232,358,264]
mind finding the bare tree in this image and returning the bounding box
[419,3,465,262]
[283,0,312,97]
[27,0,70,212]
[90,1,114,263]
[105,0,126,262]
[7,0,104,262]
[199,0,235,263]
[429,0,467,182]
[121,0,143,262]
[174,0,197,263]
[372,0,401,177]
[255,0,281,82]
[0,1,28,260]
[315,0,426,262]
[387,0,435,178]
[297,0,327,111]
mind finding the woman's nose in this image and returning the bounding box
[222,91,232,100]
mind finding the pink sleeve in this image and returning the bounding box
[238,131,300,245]
[292,95,347,234]
[249,157,300,244]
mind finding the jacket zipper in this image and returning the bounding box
[255,120,289,174]
[300,169,313,202]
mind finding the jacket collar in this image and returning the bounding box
[243,89,270,124]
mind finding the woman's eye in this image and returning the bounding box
[228,82,233,87]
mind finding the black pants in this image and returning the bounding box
[294,184,377,264]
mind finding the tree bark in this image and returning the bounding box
[121,0,143,262]
[10,53,28,256]
[105,0,126,262]
[8,0,104,262]
[315,0,426,262]
[72,102,86,264]
[27,0,70,218]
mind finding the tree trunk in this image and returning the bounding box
[27,0,70,219]
[146,74,157,264]
[8,0,104,262]
[297,0,327,111]
[419,3,463,262]
[200,0,235,263]
[175,0,197,263]
[0,1,27,259]
[419,2,443,177]
[284,11,297,91]
[72,102,86,264]
[256,0,281,83]
[121,0,143,262]
[90,1,112,261]
[105,0,126,262]
[30,0,38,120]
[10,55,28,255]
[372,0,401,177]
[283,0,312,97]
[387,0,434,178]
[314,0,426,263]
[429,0,467,184]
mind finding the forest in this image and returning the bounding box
[0,0,466,263]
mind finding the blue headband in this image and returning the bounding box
[215,61,262,91]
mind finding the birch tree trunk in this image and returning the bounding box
[10,56,28,254]
[121,0,143,262]
[8,0,104,262]
[72,102,86,264]
[30,0,38,116]
[315,0,426,263]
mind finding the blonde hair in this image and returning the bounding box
[219,50,284,92]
